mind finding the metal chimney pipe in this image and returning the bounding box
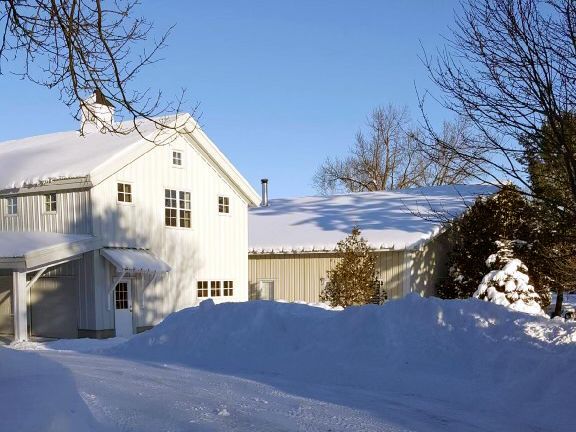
[261,178,269,207]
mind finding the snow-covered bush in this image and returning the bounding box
[474,241,544,315]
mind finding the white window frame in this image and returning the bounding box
[5,196,17,216]
[218,196,230,215]
[44,193,57,213]
[197,281,209,298]
[223,280,234,297]
[117,182,133,204]
[172,150,183,167]
[164,188,191,228]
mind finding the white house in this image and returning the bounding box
[0,92,260,342]
[248,184,496,303]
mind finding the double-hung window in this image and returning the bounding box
[6,197,17,215]
[210,281,221,297]
[165,189,191,228]
[44,193,57,213]
[223,281,234,296]
[179,192,191,228]
[197,281,209,298]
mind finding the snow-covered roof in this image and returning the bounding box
[0,232,100,270]
[0,114,261,205]
[249,184,498,254]
[0,117,167,190]
[101,248,171,273]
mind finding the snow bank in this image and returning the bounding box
[108,296,576,430]
[0,347,102,432]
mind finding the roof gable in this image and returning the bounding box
[0,114,260,206]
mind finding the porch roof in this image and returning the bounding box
[100,248,171,273]
[0,232,101,270]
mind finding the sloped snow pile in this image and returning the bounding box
[108,295,576,430]
[0,347,102,432]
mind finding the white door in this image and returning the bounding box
[114,281,133,337]
[258,280,274,300]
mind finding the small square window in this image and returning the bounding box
[117,183,132,203]
[172,151,182,166]
[197,281,209,298]
[218,196,230,214]
[211,281,221,297]
[44,193,57,213]
[223,281,234,297]
[6,197,17,215]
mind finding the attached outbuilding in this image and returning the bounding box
[248,184,496,303]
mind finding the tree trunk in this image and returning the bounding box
[553,288,564,318]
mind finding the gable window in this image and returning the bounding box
[44,193,57,213]
[165,189,191,228]
[117,183,132,203]
[6,197,17,215]
[218,196,230,214]
[211,281,221,297]
[223,281,234,297]
[172,151,182,167]
[197,281,209,298]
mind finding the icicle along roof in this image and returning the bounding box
[248,184,498,254]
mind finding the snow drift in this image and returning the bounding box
[109,295,576,430]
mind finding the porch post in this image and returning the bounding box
[12,271,28,342]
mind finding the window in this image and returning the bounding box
[223,281,234,296]
[115,282,129,310]
[44,193,57,212]
[6,197,17,215]
[172,151,182,166]
[165,189,191,228]
[218,196,230,214]
[164,189,177,227]
[211,281,221,297]
[197,281,209,298]
[179,191,191,228]
[117,183,132,203]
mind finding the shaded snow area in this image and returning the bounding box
[248,184,497,253]
[3,295,576,431]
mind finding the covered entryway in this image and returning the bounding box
[0,232,101,341]
[101,248,171,337]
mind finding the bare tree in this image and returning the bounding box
[0,0,193,135]
[422,0,576,315]
[313,105,480,195]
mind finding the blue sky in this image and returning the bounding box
[0,1,459,198]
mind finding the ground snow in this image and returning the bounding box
[3,295,576,431]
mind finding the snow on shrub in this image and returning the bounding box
[474,241,544,315]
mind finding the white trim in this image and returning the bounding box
[12,272,28,341]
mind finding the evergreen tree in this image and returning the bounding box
[474,241,544,315]
[321,227,379,307]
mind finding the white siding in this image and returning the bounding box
[90,134,250,329]
[0,190,91,234]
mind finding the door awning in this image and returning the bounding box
[100,248,171,273]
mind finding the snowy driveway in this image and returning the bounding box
[33,349,489,432]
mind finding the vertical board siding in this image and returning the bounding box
[90,134,250,330]
[248,251,408,303]
[0,190,92,234]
